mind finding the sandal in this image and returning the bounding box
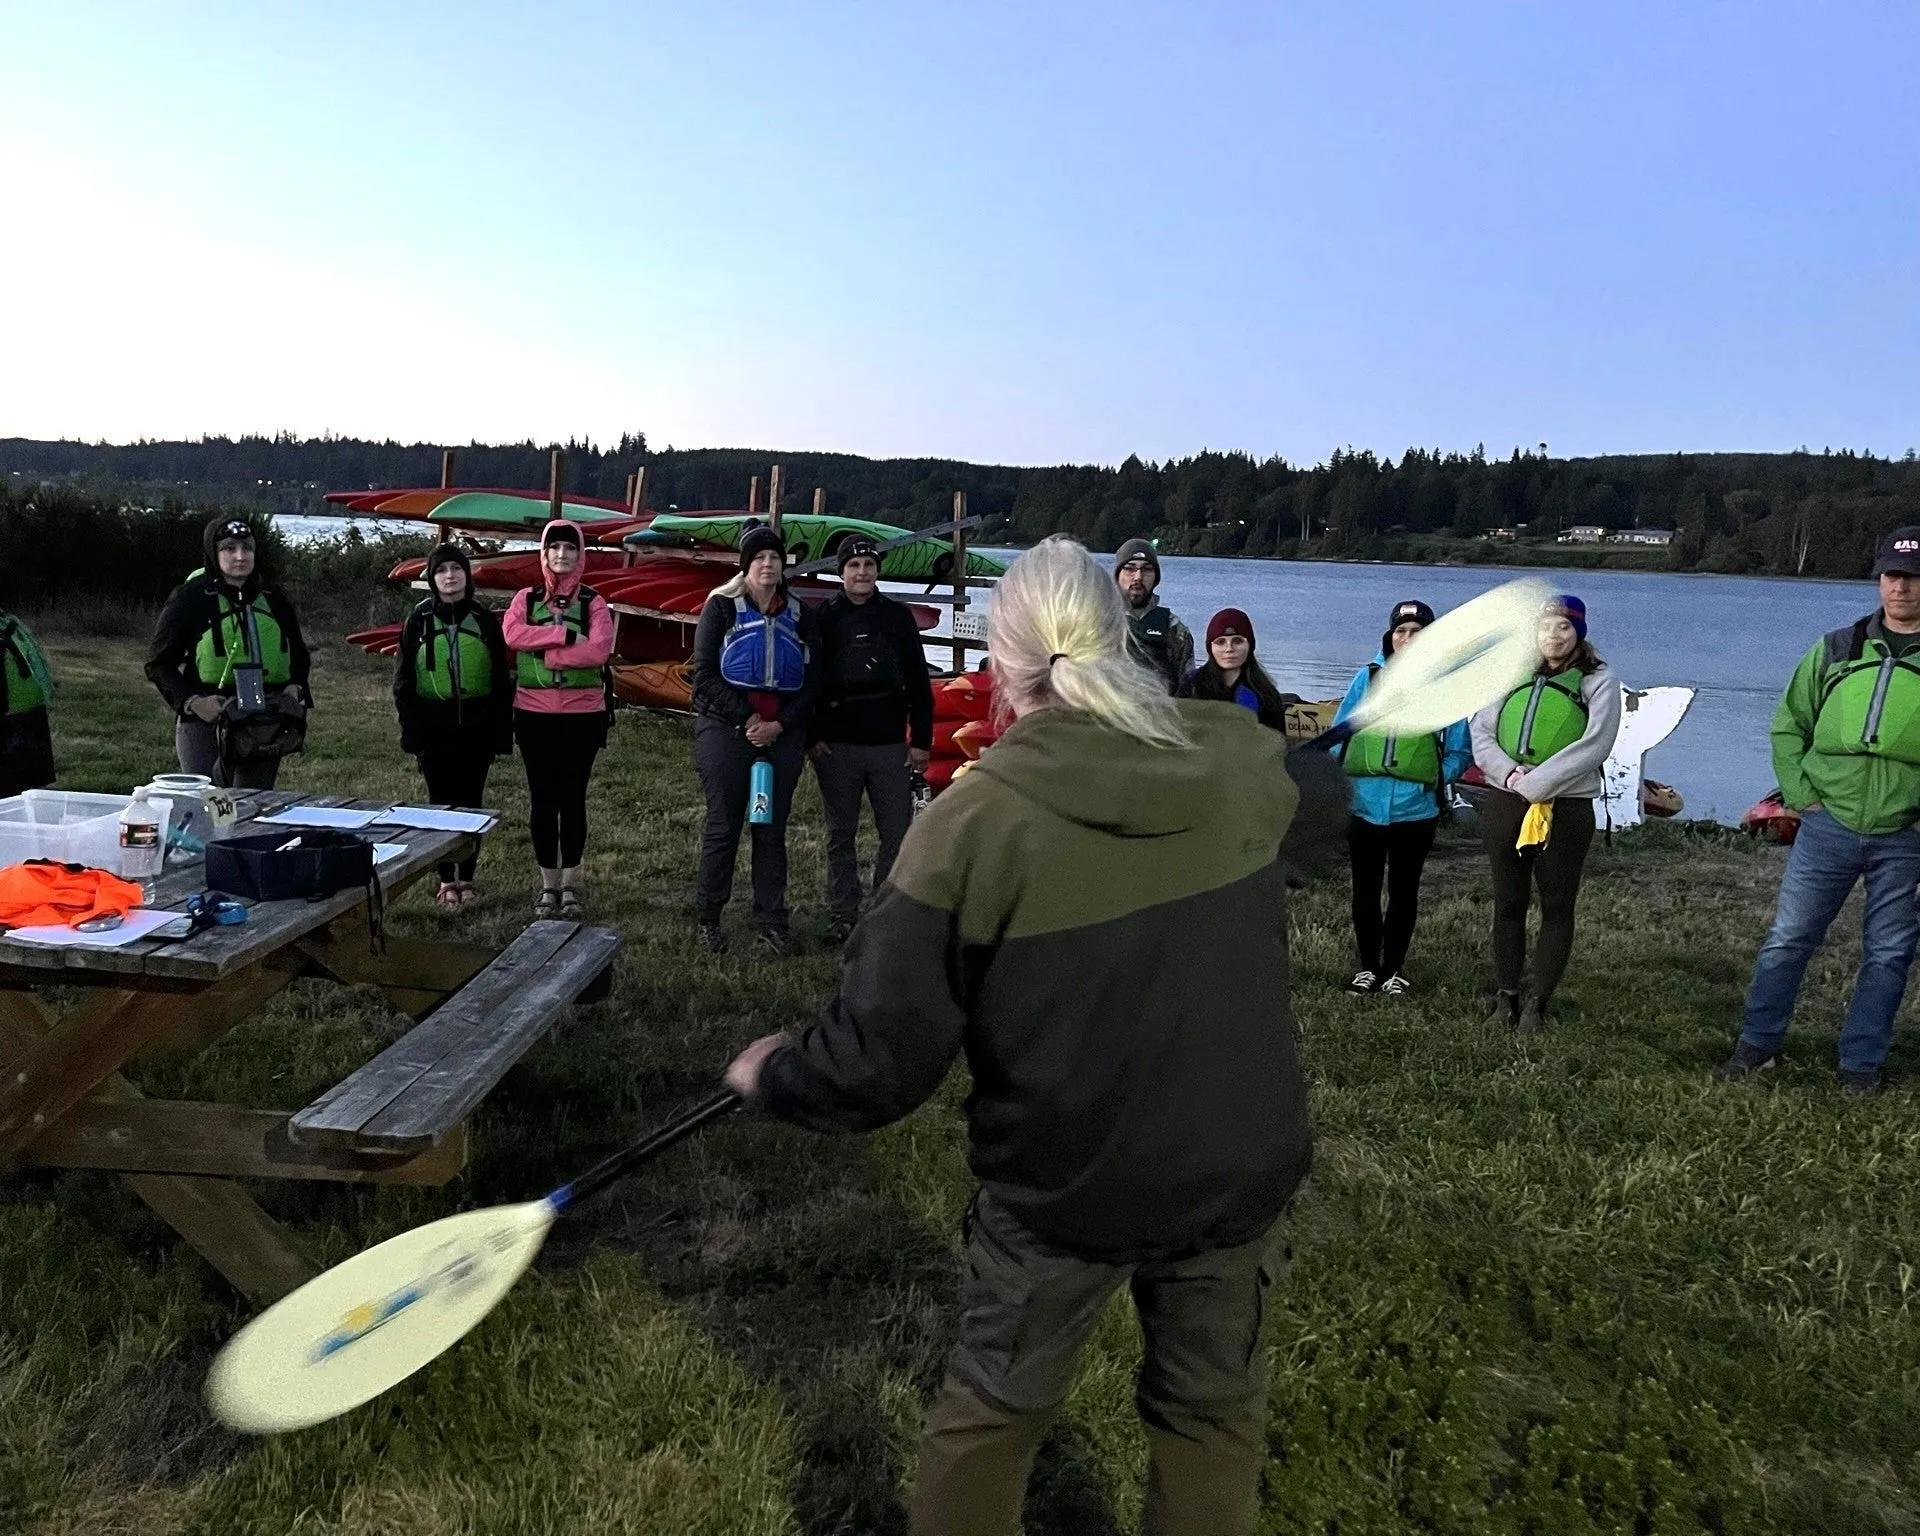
[558,887,585,918]
[455,882,480,907]
[434,881,463,909]
[534,889,562,918]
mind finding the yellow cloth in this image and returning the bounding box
[1517,801,1554,850]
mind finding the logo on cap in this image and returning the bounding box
[1898,538,1918,553]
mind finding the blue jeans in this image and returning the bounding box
[1739,807,1920,1072]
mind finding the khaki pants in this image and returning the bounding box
[911,1190,1288,1536]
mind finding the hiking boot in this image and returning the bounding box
[1347,969,1379,995]
[824,916,857,948]
[1516,994,1545,1036]
[697,921,729,955]
[1838,1067,1883,1097]
[1714,1040,1779,1081]
[1483,990,1519,1028]
[1379,973,1411,997]
[758,927,796,958]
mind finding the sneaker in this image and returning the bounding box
[1713,1040,1779,1081]
[824,916,856,948]
[1483,990,1519,1028]
[758,927,796,958]
[1838,1067,1883,1096]
[534,889,562,918]
[1516,993,1545,1036]
[1347,970,1379,995]
[697,921,729,955]
[1379,974,1411,997]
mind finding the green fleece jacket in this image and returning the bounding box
[760,700,1349,1263]
[1773,612,1920,836]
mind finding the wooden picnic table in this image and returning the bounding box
[0,789,618,1306]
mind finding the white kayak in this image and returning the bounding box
[1600,684,1694,828]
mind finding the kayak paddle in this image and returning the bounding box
[205,1089,740,1434]
[1305,576,1552,749]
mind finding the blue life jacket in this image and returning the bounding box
[719,595,808,692]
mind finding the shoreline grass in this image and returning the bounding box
[3,631,1916,1535]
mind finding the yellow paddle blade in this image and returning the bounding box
[206,1198,556,1434]
[1348,577,1552,736]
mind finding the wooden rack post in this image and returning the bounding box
[440,448,455,490]
[812,486,826,517]
[767,464,784,535]
[748,476,761,517]
[950,490,969,674]
[629,466,646,517]
[548,449,565,522]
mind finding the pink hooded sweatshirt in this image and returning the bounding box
[502,519,615,715]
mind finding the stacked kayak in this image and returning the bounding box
[630,512,1007,581]
[926,673,1003,791]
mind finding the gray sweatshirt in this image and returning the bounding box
[1470,664,1622,803]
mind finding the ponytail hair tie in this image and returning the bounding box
[1048,653,1068,666]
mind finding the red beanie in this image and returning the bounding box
[1206,607,1255,648]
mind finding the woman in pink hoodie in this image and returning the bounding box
[501,520,615,916]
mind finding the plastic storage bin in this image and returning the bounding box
[0,790,173,876]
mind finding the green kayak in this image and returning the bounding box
[629,512,1006,580]
[426,492,632,530]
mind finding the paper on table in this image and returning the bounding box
[377,806,498,834]
[3,909,182,948]
[254,806,387,831]
[373,842,407,867]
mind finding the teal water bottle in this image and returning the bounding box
[749,757,774,824]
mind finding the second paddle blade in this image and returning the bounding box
[206,1197,556,1434]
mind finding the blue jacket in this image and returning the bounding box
[1331,652,1473,826]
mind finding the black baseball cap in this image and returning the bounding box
[1872,526,1920,578]
[1388,599,1435,629]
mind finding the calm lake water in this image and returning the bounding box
[282,517,1873,824]
[1132,555,1878,826]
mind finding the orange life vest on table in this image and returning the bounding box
[0,861,144,928]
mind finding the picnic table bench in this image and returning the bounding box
[0,790,620,1304]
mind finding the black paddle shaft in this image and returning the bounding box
[550,1089,741,1213]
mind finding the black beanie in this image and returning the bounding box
[739,522,787,572]
[837,535,882,573]
[1113,537,1161,582]
[203,514,257,574]
[426,542,473,604]
[1383,598,1435,657]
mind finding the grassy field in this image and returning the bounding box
[4,627,1918,1535]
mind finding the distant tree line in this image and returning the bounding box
[6,433,1918,580]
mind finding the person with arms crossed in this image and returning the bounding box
[726,536,1348,1536]
[1719,526,1920,1095]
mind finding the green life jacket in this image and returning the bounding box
[515,591,604,690]
[0,615,51,716]
[414,611,494,702]
[1811,618,1920,767]
[1495,668,1589,766]
[1344,663,1442,783]
[193,587,293,690]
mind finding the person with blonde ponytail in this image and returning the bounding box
[725,535,1347,1536]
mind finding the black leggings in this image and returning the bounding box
[515,711,604,870]
[417,733,493,882]
[1348,816,1438,977]
[1479,790,1596,1001]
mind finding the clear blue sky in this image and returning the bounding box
[2,2,1914,465]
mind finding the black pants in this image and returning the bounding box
[693,720,805,929]
[417,728,494,883]
[515,710,603,870]
[1348,815,1438,977]
[1479,790,1597,1001]
[814,740,914,919]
